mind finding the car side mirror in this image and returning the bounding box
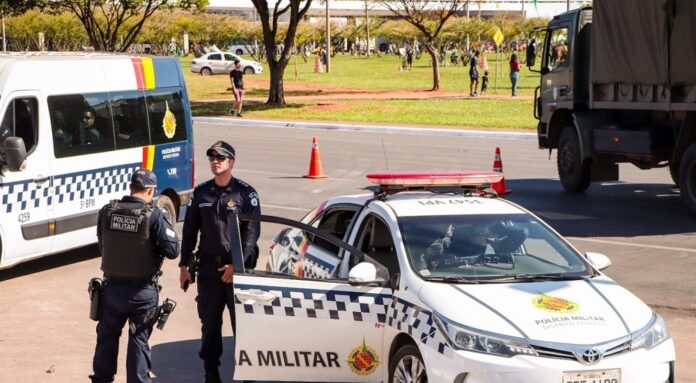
[348,262,386,286]
[541,66,550,75]
[585,252,612,271]
[1,136,27,172]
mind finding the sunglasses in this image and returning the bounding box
[208,154,229,161]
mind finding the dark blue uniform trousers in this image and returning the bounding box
[90,281,158,383]
[197,264,236,374]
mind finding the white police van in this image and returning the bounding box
[0,52,195,269]
[228,172,675,383]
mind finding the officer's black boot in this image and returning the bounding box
[203,372,222,383]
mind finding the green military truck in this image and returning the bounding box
[531,0,696,211]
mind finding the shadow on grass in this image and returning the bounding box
[191,100,307,117]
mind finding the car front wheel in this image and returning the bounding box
[390,345,427,383]
[200,67,212,76]
[243,66,255,75]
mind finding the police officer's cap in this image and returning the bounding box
[206,140,236,159]
[131,169,158,189]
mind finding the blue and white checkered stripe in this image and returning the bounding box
[0,162,140,214]
[388,297,452,356]
[235,284,451,355]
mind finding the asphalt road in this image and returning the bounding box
[1,120,694,382]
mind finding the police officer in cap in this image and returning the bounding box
[90,169,180,383]
[179,140,260,383]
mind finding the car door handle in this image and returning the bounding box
[33,176,49,184]
[235,290,278,304]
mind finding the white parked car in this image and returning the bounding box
[190,52,263,75]
[228,172,675,383]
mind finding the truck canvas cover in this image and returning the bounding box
[591,0,669,85]
[670,0,696,85]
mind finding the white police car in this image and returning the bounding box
[230,172,675,383]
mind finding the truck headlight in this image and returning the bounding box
[434,313,537,358]
[630,313,669,351]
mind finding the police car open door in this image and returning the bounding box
[231,214,392,382]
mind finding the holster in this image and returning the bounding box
[188,251,200,284]
[88,278,103,321]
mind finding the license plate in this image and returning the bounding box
[562,369,621,383]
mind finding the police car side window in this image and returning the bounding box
[354,215,399,275]
[48,93,115,158]
[313,209,356,254]
[0,97,38,153]
[145,87,187,145]
[111,91,150,150]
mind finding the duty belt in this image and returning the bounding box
[104,275,155,286]
[199,253,226,265]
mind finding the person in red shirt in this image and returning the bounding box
[509,53,521,98]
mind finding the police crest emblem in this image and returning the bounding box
[162,100,176,139]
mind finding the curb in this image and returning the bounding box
[193,117,537,141]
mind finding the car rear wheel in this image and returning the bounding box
[200,67,212,76]
[390,345,427,383]
[243,66,255,75]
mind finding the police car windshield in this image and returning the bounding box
[398,214,590,281]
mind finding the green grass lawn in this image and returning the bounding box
[182,54,540,129]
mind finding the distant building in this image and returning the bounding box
[206,0,583,22]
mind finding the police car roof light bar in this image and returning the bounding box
[366,171,503,197]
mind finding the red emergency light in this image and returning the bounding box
[366,171,503,188]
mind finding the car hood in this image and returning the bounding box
[418,275,653,344]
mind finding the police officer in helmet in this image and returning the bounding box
[179,140,260,383]
[90,169,180,383]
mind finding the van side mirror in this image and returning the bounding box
[585,252,612,271]
[541,67,550,75]
[1,137,27,172]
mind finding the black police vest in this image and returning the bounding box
[100,200,162,279]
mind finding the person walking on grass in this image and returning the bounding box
[509,53,521,98]
[229,59,245,117]
[469,50,480,97]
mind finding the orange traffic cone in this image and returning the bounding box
[492,147,511,195]
[304,136,327,179]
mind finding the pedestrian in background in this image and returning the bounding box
[469,50,480,97]
[89,169,180,383]
[179,141,261,383]
[481,70,489,96]
[229,59,245,117]
[509,53,521,98]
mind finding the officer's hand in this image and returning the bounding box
[218,264,234,284]
[180,266,192,291]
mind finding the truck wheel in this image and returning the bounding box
[156,195,177,223]
[669,162,679,186]
[557,126,591,192]
[390,345,427,383]
[678,145,696,213]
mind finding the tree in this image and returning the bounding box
[250,0,313,105]
[378,0,468,91]
[52,0,207,52]
[0,0,43,51]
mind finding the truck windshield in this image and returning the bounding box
[398,214,590,281]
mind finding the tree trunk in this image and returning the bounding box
[267,59,290,105]
[425,43,440,91]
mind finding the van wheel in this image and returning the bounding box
[236,49,244,55]
[678,144,696,213]
[390,345,427,383]
[200,67,212,76]
[557,126,591,192]
[156,195,177,223]
[243,66,255,75]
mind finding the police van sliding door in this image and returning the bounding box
[233,216,390,382]
[0,93,54,265]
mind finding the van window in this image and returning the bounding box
[0,97,38,153]
[146,88,187,144]
[49,93,115,158]
[111,90,150,150]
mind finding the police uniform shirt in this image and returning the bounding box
[97,195,180,260]
[180,177,261,266]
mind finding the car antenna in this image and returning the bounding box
[381,137,390,170]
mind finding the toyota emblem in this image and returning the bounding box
[575,348,603,366]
